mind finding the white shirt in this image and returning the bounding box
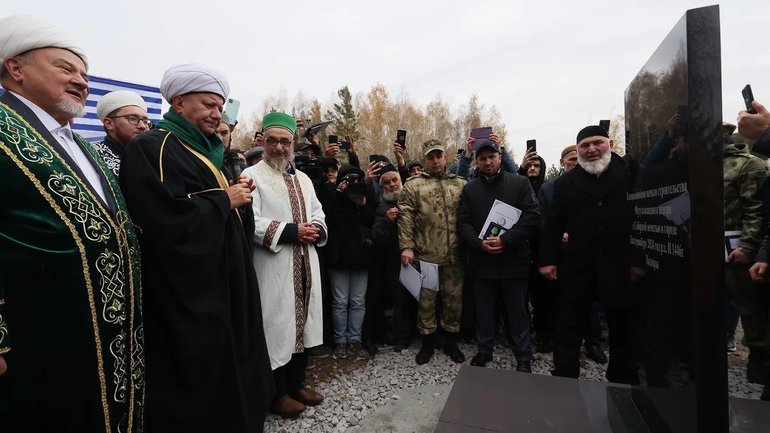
[10,91,109,207]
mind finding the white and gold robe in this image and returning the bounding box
[243,161,326,370]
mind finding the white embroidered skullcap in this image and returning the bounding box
[0,15,88,75]
[159,63,229,103]
[96,90,148,121]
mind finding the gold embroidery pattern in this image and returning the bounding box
[0,112,54,165]
[96,250,127,325]
[48,172,112,243]
[0,310,8,346]
[0,143,114,432]
[109,333,128,403]
[0,103,145,432]
[283,174,305,352]
[77,135,144,433]
[131,325,145,390]
[263,220,280,248]
[294,177,313,325]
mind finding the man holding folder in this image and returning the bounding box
[458,137,540,371]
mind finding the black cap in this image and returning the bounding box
[473,139,500,154]
[576,125,609,144]
[379,163,398,176]
[296,141,321,155]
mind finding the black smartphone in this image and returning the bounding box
[526,139,536,152]
[339,141,351,150]
[328,134,338,144]
[743,84,756,114]
[456,148,465,156]
[396,129,407,148]
[599,119,610,132]
[369,154,388,164]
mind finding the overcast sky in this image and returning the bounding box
[8,0,769,166]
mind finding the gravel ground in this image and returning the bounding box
[264,329,765,433]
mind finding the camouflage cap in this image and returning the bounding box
[422,139,445,156]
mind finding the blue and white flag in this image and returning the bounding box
[1,74,163,142]
[75,75,163,142]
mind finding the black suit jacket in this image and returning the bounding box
[0,91,117,213]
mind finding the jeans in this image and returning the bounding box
[474,278,532,362]
[329,269,368,344]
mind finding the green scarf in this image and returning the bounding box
[156,109,224,169]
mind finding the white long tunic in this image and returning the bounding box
[243,161,326,370]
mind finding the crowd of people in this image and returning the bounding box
[0,14,768,433]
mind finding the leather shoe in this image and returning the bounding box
[269,394,306,418]
[516,360,532,373]
[470,352,492,367]
[585,343,608,364]
[290,387,324,406]
[392,341,410,352]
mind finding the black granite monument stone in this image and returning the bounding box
[435,5,769,433]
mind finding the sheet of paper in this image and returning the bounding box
[479,199,522,240]
[419,261,440,291]
[399,264,423,301]
[724,230,741,259]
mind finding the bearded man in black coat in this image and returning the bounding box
[539,125,638,384]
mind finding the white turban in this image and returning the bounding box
[159,63,229,103]
[0,15,88,75]
[96,90,147,120]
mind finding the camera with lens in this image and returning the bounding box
[337,167,367,199]
[295,155,338,185]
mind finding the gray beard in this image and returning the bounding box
[264,152,294,172]
[56,100,85,119]
[382,189,401,202]
[578,151,611,175]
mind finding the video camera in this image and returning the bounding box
[294,155,337,184]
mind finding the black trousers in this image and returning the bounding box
[553,299,636,384]
[387,259,417,344]
[475,278,532,362]
[273,352,308,397]
[530,269,558,342]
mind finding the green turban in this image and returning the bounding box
[262,112,296,134]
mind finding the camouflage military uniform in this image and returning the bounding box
[724,142,769,347]
[398,170,466,334]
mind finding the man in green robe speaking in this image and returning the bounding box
[0,15,145,433]
[119,63,274,433]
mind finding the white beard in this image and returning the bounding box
[56,100,85,118]
[382,189,402,202]
[264,152,294,172]
[578,151,611,175]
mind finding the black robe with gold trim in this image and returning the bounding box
[119,128,273,433]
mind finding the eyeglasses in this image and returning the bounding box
[265,137,294,147]
[109,115,152,127]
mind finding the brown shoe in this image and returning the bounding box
[269,394,306,418]
[290,387,324,406]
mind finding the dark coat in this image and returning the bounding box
[371,196,400,255]
[458,170,541,279]
[119,129,273,433]
[324,190,375,269]
[539,153,632,307]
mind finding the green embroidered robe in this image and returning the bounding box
[0,91,144,433]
